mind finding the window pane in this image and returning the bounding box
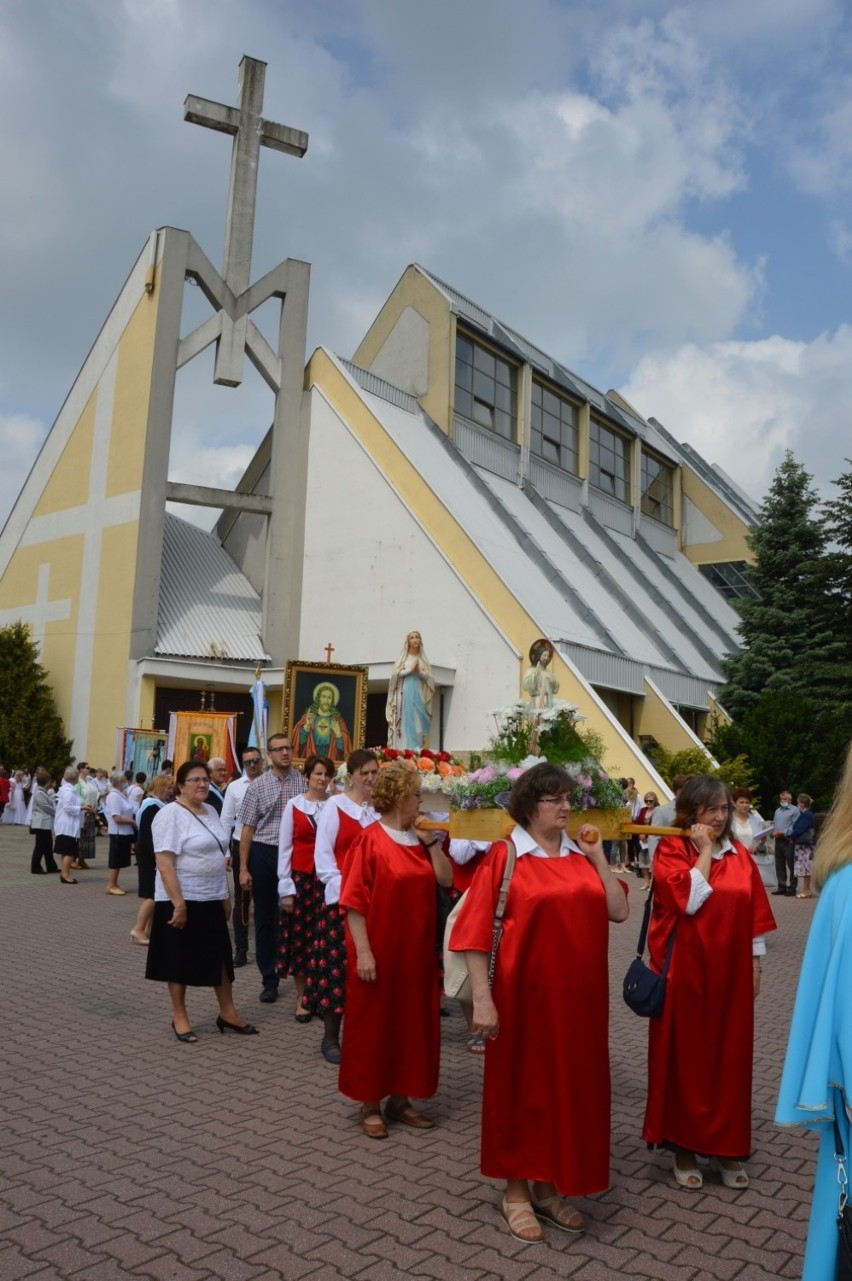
[456,336,473,363]
[473,345,496,376]
[455,357,472,390]
[473,399,493,429]
[473,369,494,401]
[542,436,560,465]
[455,389,472,419]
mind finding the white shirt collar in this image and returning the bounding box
[511,823,582,859]
[711,836,736,861]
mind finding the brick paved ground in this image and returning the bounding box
[1,823,816,1280]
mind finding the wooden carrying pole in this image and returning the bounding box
[416,819,692,837]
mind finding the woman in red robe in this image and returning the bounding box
[338,761,452,1139]
[450,762,630,1244]
[642,774,776,1191]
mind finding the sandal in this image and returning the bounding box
[500,1196,543,1243]
[467,1033,486,1055]
[529,1189,586,1234]
[710,1157,749,1189]
[384,1099,434,1129]
[672,1153,703,1190]
[359,1106,388,1140]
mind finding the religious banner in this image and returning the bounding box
[283,661,367,767]
[115,728,168,778]
[167,712,239,777]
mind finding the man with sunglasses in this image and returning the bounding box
[221,748,265,966]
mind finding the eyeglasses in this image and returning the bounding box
[184,776,209,786]
[269,745,292,752]
[243,757,262,766]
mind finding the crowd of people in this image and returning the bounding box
[7,739,846,1270]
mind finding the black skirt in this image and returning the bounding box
[145,900,235,986]
[54,834,78,856]
[108,833,134,869]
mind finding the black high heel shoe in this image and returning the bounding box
[171,1021,198,1044]
[216,1015,258,1036]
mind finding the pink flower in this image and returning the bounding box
[506,766,525,780]
[477,766,497,783]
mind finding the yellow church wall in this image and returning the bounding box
[34,396,96,516]
[137,675,157,730]
[307,349,665,795]
[352,265,454,434]
[635,679,713,758]
[681,468,753,566]
[86,522,140,760]
[106,294,159,498]
[0,537,85,731]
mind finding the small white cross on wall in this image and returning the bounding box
[0,562,71,653]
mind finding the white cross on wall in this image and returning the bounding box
[0,561,71,652]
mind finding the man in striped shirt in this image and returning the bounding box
[238,734,307,1002]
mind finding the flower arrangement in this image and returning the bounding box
[336,746,466,794]
[450,701,624,814]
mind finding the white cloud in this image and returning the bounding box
[622,327,852,499]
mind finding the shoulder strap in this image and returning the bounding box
[183,805,228,858]
[635,877,678,977]
[487,838,517,986]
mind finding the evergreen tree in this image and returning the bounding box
[720,451,839,719]
[819,458,852,651]
[0,622,73,780]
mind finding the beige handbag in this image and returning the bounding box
[442,837,517,1003]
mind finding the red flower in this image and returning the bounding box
[437,751,451,763]
[403,749,415,759]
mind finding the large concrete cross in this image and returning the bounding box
[184,55,308,385]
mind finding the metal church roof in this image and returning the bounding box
[156,513,269,663]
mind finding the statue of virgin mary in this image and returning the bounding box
[386,630,435,750]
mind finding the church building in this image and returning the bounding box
[0,59,755,794]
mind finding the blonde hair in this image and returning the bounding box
[812,740,852,891]
[371,760,421,815]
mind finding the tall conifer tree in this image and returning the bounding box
[720,451,837,719]
[0,622,72,780]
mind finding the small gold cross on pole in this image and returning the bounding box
[324,642,335,664]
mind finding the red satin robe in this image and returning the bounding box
[338,825,440,1102]
[450,841,618,1194]
[642,836,777,1157]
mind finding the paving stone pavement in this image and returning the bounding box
[1,823,817,1280]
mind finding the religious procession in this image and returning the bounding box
[7,627,845,1281]
[1,41,848,1281]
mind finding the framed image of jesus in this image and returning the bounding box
[283,662,368,767]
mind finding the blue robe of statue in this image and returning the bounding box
[776,864,852,1280]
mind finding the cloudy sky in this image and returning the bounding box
[2,0,852,531]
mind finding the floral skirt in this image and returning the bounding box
[276,870,323,980]
[304,902,347,1016]
[794,843,814,878]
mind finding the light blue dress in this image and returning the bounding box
[776,864,852,1279]
[398,671,430,750]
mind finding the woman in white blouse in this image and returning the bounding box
[55,767,85,884]
[146,761,257,1043]
[277,754,335,1023]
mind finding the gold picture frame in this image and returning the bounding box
[283,661,368,767]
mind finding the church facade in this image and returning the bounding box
[0,60,755,794]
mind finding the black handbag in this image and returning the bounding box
[622,880,677,1018]
[834,1097,852,1280]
